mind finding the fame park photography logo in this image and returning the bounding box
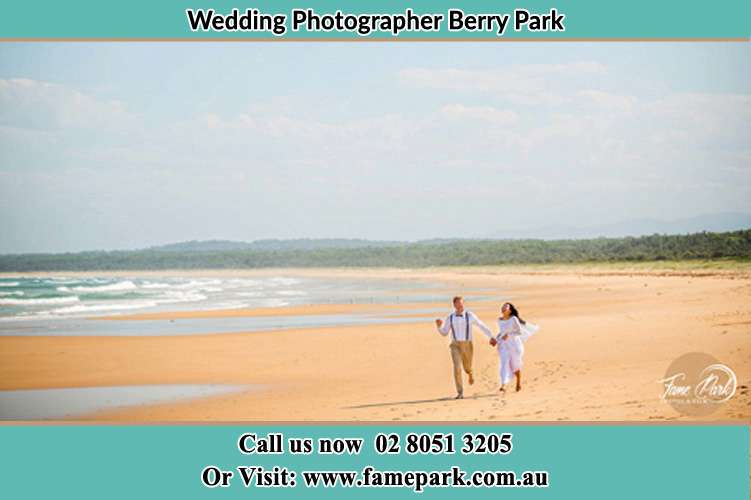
[658,352,737,416]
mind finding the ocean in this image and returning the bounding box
[0,274,452,320]
[0,276,312,320]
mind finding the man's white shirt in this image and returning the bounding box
[436,310,493,341]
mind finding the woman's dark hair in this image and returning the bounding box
[502,302,526,325]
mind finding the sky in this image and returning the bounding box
[0,42,749,253]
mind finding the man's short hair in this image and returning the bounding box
[452,296,463,304]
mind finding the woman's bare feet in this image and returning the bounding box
[499,385,506,392]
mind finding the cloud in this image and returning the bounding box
[577,90,637,113]
[0,78,136,131]
[398,61,607,105]
[440,104,519,125]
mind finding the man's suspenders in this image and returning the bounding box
[449,312,471,341]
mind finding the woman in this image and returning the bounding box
[490,302,539,392]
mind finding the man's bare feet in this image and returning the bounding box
[468,373,475,385]
[455,393,464,400]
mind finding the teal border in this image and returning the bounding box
[0,1,750,40]
[0,423,748,498]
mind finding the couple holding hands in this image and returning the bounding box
[435,296,539,399]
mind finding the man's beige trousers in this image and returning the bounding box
[449,340,473,395]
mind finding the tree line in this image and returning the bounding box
[1,230,750,272]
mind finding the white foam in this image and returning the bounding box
[175,279,222,289]
[141,281,171,289]
[226,279,262,288]
[70,280,138,293]
[259,298,290,308]
[0,275,321,320]
[47,278,79,284]
[156,291,208,304]
[0,282,20,287]
[0,296,80,306]
[269,277,301,286]
[142,280,222,292]
[205,301,248,310]
[51,301,157,315]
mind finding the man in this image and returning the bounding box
[435,296,493,399]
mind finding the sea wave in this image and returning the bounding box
[276,290,307,296]
[259,298,290,308]
[226,279,262,288]
[50,301,157,315]
[64,280,138,293]
[175,279,221,289]
[204,301,248,310]
[0,275,314,319]
[155,291,208,304]
[142,280,222,292]
[269,277,301,286]
[0,296,80,306]
[141,281,171,289]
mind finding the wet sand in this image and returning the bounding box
[1,266,749,421]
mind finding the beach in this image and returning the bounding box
[1,266,749,421]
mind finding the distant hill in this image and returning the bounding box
[495,212,751,240]
[2,229,750,271]
[149,238,403,252]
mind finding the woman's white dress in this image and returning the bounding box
[496,317,539,385]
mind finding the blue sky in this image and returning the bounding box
[0,43,749,252]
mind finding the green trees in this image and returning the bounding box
[1,230,749,271]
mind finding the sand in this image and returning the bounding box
[1,266,749,422]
